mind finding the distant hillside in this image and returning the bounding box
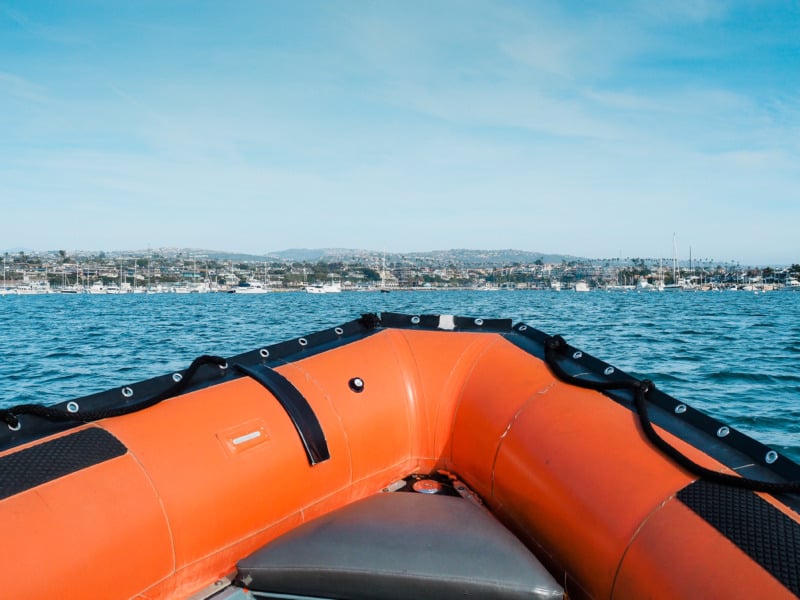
[397,249,580,265]
[264,248,581,265]
[29,247,582,265]
[266,248,375,262]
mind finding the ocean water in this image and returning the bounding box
[1,289,799,461]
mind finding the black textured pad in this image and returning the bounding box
[678,479,800,595]
[0,427,126,500]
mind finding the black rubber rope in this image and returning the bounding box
[543,335,800,494]
[1,354,228,429]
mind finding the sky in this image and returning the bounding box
[1,1,798,265]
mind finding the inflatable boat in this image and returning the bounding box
[1,312,799,599]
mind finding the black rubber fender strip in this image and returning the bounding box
[0,427,126,500]
[234,363,330,466]
[678,479,800,596]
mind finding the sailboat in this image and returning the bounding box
[661,235,684,292]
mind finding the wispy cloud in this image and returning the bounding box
[0,2,86,45]
[0,71,48,103]
[1,1,798,262]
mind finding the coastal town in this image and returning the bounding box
[1,248,799,294]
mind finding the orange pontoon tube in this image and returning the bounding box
[1,312,798,599]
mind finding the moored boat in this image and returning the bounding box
[574,281,590,292]
[1,313,799,599]
[305,281,342,293]
[228,280,271,294]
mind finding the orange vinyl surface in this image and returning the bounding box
[1,327,797,599]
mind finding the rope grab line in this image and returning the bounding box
[0,355,228,430]
[543,335,800,495]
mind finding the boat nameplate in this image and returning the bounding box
[232,431,262,446]
[217,419,269,456]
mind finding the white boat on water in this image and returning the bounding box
[87,281,107,294]
[59,285,83,294]
[637,280,656,292]
[574,281,590,292]
[780,279,800,291]
[660,283,684,292]
[13,279,51,294]
[305,281,342,294]
[230,280,271,294]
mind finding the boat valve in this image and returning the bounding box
[348,377,365,393]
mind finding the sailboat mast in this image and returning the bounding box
[672,234,678,283]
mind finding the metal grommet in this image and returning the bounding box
[172,372,183,383]
[474,318,484,326]
[121,387,133,399]
[7,420,21,431]
[334,327,344,335]
[298,337,308,347]
[348,377,365,393]
[716,426,730,438]
[604,366,615,376]
[573,351,583,360]
[66,401,80,413]
[259,348,270,358]
[219,361,228,370]
[765,450,779,464]
[674,404,687,414]
[518,325,527,331]
[410,316,421,325]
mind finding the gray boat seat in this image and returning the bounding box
[236,491,563,599]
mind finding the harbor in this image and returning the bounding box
[2,249,799,294]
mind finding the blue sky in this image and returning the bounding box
[1,1,798,264]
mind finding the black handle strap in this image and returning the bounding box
[234,363,330,466]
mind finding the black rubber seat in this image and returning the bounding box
[236,491,563,599]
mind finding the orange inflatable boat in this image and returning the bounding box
[1,312,799,599]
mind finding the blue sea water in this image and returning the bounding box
[1,289,799,461]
